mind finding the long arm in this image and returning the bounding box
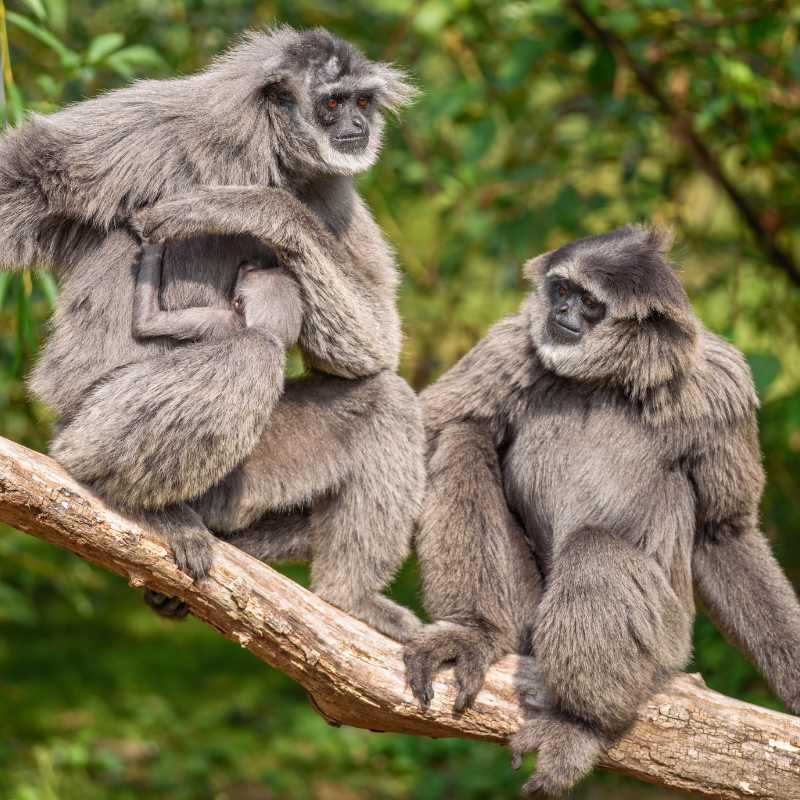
[0,117,147,274]
[405,315,542,709]
[690,409,800,716]
[142,186,402,378]
[406,418,543,709]
[0,126,86,272]
[132,241,239,341]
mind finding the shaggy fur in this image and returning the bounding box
[404,224,800,796]
[0,26,424,642]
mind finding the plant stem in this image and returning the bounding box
[0,0,13,125]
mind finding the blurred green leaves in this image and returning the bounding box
[1,2,800,799]
[747,352,782,398]
[4,0,166,116]
[84,32,126,64]
[5,10,79,69]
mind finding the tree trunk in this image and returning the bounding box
[0,435,798,799]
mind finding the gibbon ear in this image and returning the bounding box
[522,252,552,285]
[371,63,419,115]
[262,77,294,106]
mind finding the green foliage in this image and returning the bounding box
[1,1,800,798]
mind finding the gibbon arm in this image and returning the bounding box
[143,186,402,378]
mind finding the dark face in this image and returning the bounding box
[545,278,606,344]
[317,93,372,155]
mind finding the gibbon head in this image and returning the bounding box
[208,26,417,178]
[523,224,700,401]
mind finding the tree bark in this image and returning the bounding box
[0,434,798,799]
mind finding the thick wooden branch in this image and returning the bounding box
[1,435,799,799]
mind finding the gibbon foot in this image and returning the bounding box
[130,505,216,580]
[143,590,190,621]
[509,714,605,799]
[404,621,497,711]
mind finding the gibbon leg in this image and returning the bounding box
[193,370,425,643]
[136,504,219,621]
[512,527,692,798]
[219,511,313,563]
[50,330,287,514]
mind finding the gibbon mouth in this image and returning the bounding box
[554,318,581,336]
[332,133,369,155]
[545,316,582,345]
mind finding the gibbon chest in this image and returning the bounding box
[502,393,696,572]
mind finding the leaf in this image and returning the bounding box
[36,270,58,308]
[412,1,451,37]
[0,271,12,310]
[5,11,79,67]
[506,164,547,181]
[694,94,734,133]
[588,48,616,86]
[789,43,800,82]
[746,352,782,398]
[17,0,48,23]
[715,56,758,89]
[605,11,639,35]
[498,39,549,87]
[42,0,67,31]
[16,279,38,361]
[33,73,60,99]
[86,32,125,66]
[104,44,169,76]
[554,184,581,232]
[502,209,537,259]
[429,86,473,122]
[6,83,25,127]
[461,115,496,162]
[749,120,782,162]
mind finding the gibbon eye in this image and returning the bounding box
[357,96,369,107]
[234,296,244,314]
[327,97,339,109]
[558,286,567,296]
[583,296,595,307]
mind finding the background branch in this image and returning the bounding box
[0,436,798,798]
[568,0,800,289]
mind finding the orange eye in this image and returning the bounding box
[327,97,338,109]
[358,96,369,107]
[583,296,594,306]
[234,297,244,313]
[558,286,567,295]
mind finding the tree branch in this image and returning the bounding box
[1,434,799,799]
[567,0,800,289]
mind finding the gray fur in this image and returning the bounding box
[132,242,303,347]
[0,26,423,642]
[405,224,800,796]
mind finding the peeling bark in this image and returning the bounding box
[0,435,798,799]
